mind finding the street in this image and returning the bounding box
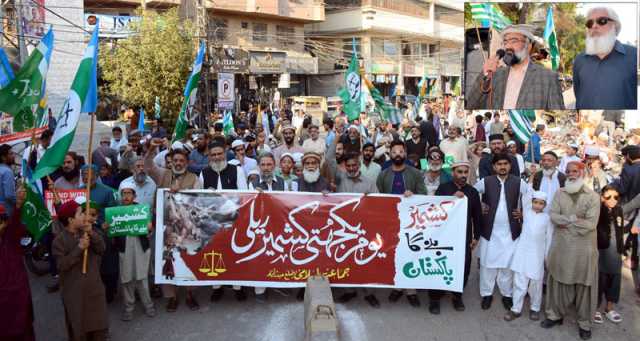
[30,255,640,341]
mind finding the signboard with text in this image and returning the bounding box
[107,204,150,237]
[211,48,249,73]
[155,190,467,290]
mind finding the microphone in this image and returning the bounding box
[496,49,505,59]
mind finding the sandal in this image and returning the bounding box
[593,311,604,324]
[605,310,622,323]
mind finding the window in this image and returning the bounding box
[253,23,268,42]
[401,41,411,56]
[371,39,383,57]
[241,22,248,29]
[211,18,228,41]
[342,37,361,58]
[383,40,397,56]
[420,43,428,57]
[428,44,439,57]
[276,25,295,46]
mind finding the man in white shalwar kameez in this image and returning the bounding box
[505,190,553,321]
[474,153,530,310]
[116,184,155,321]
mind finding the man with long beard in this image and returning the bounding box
[573,7,637,109]
[297,152,330,193]
[273,125,303,167]
[541,161,600,340]
[198,142,248,302]
[377,140,427,307]
[530,151,566,212]
[145,138,202,312]
[54,152,82,189]
[466,24,564,110]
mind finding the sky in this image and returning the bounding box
[577,2,638,46]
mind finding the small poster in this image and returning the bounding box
[107,204,150,237]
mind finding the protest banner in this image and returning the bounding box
[44,189,86,217]
[106,204,150,237]
[155,190,467,291]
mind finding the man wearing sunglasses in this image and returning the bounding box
[573,7,637,109]
[466,24,565,110]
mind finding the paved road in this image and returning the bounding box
[30,255,639,341]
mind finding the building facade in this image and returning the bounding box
[306,0,463,100]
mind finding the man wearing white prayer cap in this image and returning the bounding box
[466,24,565,110]
[584,145,611,193]
[506,189,552,322]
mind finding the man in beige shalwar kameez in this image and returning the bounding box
[541,161,599,340]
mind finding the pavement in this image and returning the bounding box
[30,255,640,341]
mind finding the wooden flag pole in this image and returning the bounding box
[82,113,96,274]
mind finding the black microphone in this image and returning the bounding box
[496,49,505,59]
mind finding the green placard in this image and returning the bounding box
[106,204,150,237]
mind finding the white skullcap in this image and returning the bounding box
[74,196,87,205]
[292,152,303,166]
[280,152,294,161]
[348,125,359,131]
[482,147,491,154]
[171,141,184,150]
[584,145,600,157]
[247,169,260,177]
[506,140,516,147]
[451,161,470,169]
[532,191,547,202]
[569,142,579,149]
[598,132,609,141]
[231,139,245,150]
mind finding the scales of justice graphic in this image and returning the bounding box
[199,249,227,277]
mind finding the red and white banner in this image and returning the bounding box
[44,189,86,217]
[154,190,468,291]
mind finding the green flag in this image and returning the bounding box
[338,39,361,122]
[0,29,53,119]
[508,110,535,143]
[21,181,52,242]
[32,25,99,180]
[544,6,560,70]
[173,42,205,143]
[362,76,394,122]
[470,3,512,31]
[222,110,234,136]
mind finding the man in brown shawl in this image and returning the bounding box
[541,161,599,340]
[53,200,108,341]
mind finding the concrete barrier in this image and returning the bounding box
[304,276,339,341]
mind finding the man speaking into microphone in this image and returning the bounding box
[466,24,565,110]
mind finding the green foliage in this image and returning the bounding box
[99,9,196,129]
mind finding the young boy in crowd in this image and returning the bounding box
[111,185,156,321]
[505,191,553,322]
[52,200,109,341]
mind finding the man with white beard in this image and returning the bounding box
[198,142,248,302]
[573,7,637,109]
[541,161,600,340]
[530,151,566,213]
[466,24,564,110]
[297,152,331,193]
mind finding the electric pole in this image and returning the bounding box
[196,0,210,126]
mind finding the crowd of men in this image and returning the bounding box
[1,100,639,341]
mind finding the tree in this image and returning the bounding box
[100,9,196,129]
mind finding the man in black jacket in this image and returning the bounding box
[530,151,566,212]
[479,134,520,179]
[428,161,483,314]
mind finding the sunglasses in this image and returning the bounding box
[586,17,614,29]
[603,195,619,201]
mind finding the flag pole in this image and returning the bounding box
[82,112,96,274]
[474,24,487,62]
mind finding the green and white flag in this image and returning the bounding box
[470,3,512,31]
[222,110,234,136]
[544,6,560,70]
[21,181,52,241]
[0,28,53,131]
[338,38,361,122]
[154,96,161,119]
[32,25,99,179]
[508,110,536,143]
[173,42,205,143]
